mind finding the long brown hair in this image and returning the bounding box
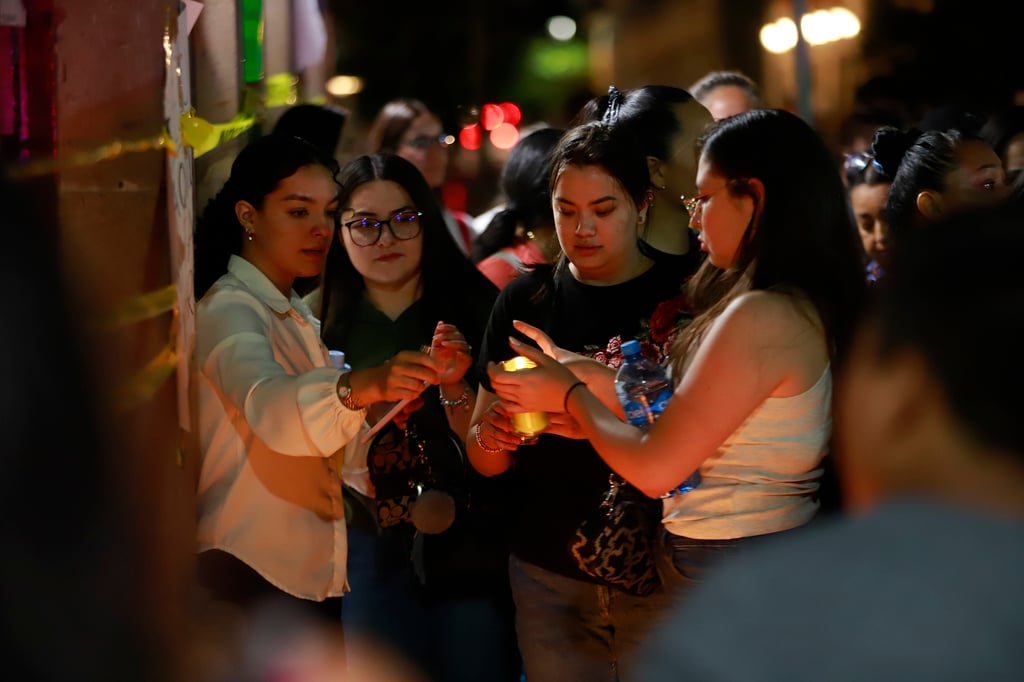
[316,153,497,350]
[670,110,866,380]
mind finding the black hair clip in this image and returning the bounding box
[603,85,623,123]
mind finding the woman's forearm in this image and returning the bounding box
[567,358,624,417]
[440,380,475,447]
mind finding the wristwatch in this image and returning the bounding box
[336,371,365,411]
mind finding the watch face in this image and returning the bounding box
[337,372,363,410]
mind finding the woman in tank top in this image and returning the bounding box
[488,109,867,589]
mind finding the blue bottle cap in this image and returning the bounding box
[620,339,641,357]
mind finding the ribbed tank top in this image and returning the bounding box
[662,365,832,539]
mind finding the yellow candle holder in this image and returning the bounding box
[500,356,550,443]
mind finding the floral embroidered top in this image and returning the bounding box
[581,292,691,369]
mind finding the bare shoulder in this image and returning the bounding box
[716,290,824,345]
[703,291,828,395]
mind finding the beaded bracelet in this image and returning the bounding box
[439,383,470,410]
[473,422,504,453]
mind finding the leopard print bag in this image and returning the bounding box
[570,472,662,596]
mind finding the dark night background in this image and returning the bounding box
[325,0,1023,129]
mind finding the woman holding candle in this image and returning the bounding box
[488,109,866,603]
[466,120,701,682]
[310,152,520,682]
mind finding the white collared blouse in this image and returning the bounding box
[194,255,367,600]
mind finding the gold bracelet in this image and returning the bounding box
[473,422,504,453]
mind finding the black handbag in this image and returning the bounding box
[570,472,663,597]
[367,417,511,593]
[367,418,465,529]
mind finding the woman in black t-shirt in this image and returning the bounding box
[467,121,700,682]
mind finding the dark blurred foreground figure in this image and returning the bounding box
[0,175,165,681]
[635,204,1024,682]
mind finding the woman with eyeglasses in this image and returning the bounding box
[309,153,520,682]
[192,134,443,629]
[843,150,895,282]
[467,121,699,682]
[368,98,475,255]
[488,109,866,609]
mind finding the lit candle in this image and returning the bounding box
[500,356,550,442]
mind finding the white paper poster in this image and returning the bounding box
[163,5,196,432]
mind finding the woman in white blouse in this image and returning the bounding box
[192,134,441,622]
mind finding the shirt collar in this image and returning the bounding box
[227,255,306,316]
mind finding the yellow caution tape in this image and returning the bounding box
[265,72,299,108]
[102,283,178,329]
[113,341,178,412]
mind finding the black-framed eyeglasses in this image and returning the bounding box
[402,133,452,150]
[342,210,423,246]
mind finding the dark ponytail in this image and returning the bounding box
[193,133,339,299]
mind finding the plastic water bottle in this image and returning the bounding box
[613,339,701,497]
[328,349,351,373]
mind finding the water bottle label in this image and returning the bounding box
[622,386,673,428]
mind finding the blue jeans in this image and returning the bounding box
[508,554,675,682]
[342,524,520,682]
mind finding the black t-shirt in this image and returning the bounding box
[477,246,701,581]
